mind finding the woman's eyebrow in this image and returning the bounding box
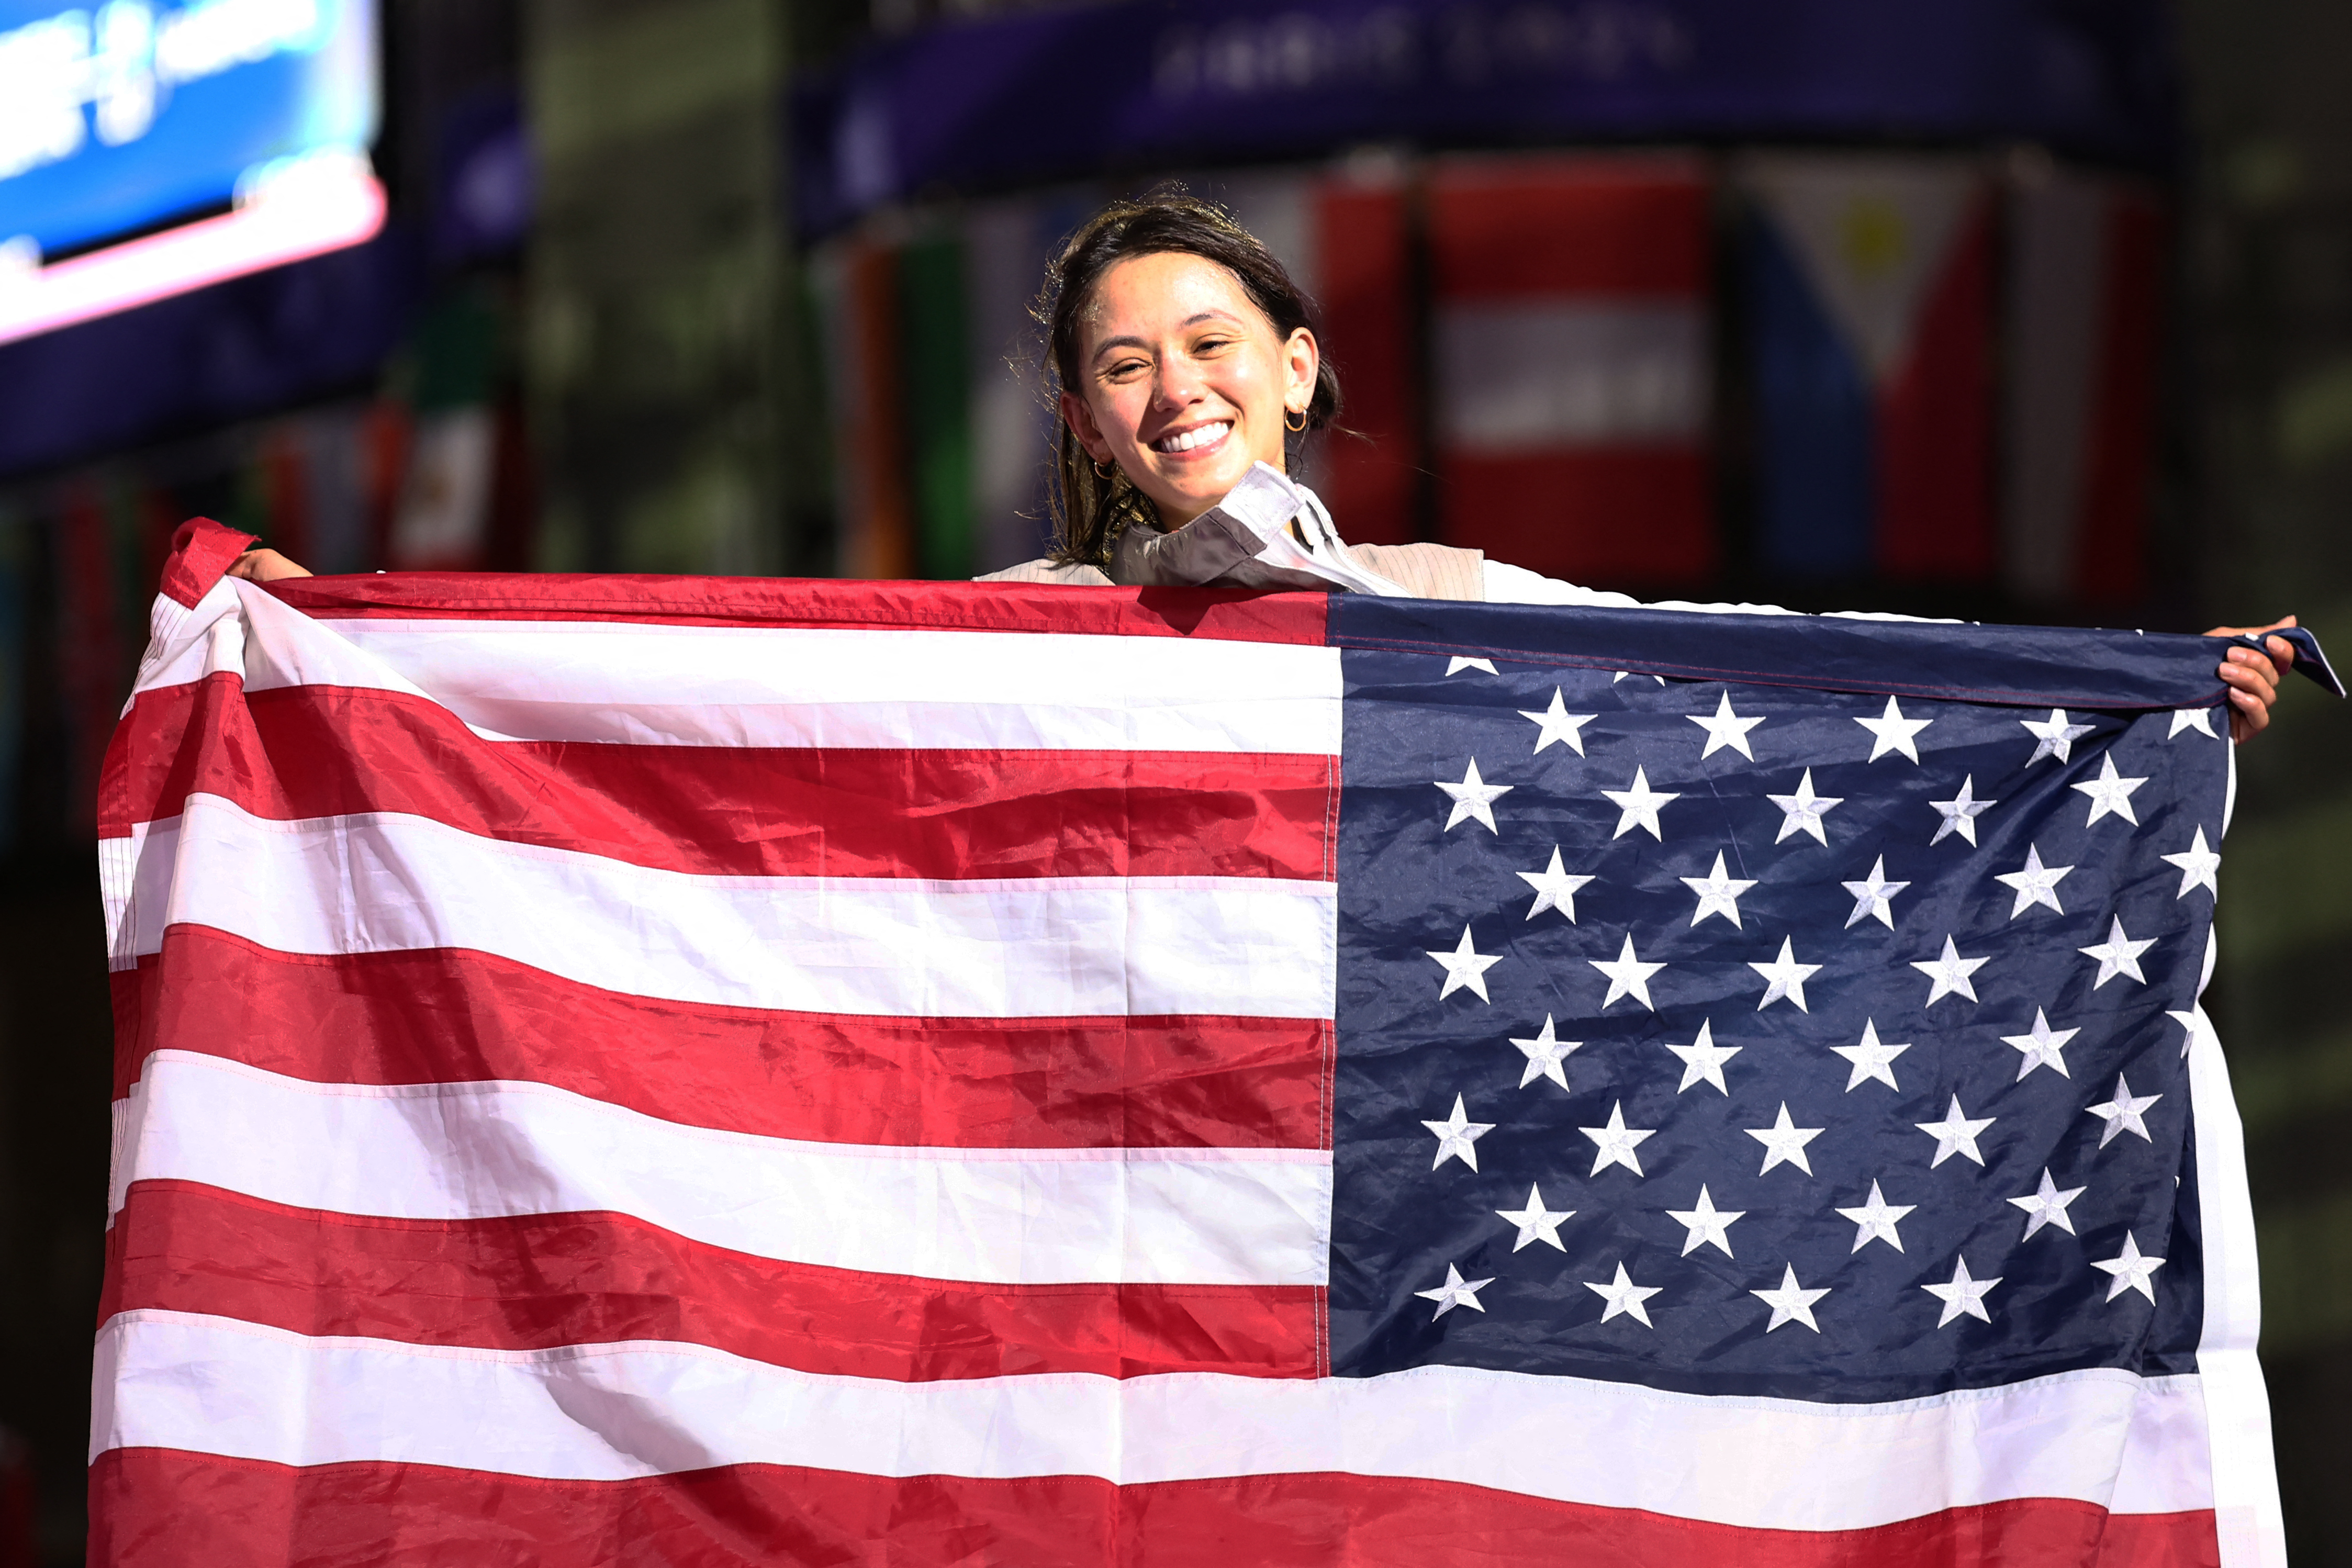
[1091,310,1245,360]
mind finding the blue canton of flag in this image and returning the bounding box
[1329,608,2241,1404]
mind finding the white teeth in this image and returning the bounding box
[1155,421,1229,454]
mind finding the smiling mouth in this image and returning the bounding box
[1151,420,1230,455]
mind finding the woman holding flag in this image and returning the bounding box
[224,189,2301,739]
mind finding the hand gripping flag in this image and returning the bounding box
[94,519,2338,1566]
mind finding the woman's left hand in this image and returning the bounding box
[226,548,312,584]
[2205,615,2298,742]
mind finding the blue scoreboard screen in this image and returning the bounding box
[0,0,381,341]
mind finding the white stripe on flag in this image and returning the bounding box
[94,1308,2213,1529]
[1437,303,1706,452]
[110,794,1339,1017]
[164,587,1346,754]
[126,578,248,712]
[112,1052,1333,1286]
[2187,1017,2288,1565]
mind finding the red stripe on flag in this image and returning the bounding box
[263,573,1333,643]
[106,676,1338,883]
[113,928,1332,1149]
[159,517,257,608]
[90,1446,2221,1567]
[105,1182,1321,1382]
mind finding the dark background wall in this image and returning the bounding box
[2181,1,2352,1555]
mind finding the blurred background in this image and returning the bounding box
[0,0,2345,1561]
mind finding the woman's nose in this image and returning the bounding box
[1151,359,1204,409]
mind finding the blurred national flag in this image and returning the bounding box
[1743,155,1995,584]
[1430,155,1715,586]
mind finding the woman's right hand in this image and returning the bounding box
[226,548,312,583]
[2204,615,2297,742]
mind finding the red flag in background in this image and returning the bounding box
[1311,173,1418,547]
[2002,170,2164,606]
[1208,165,1420,549]
[1428,156,1715,586]
[821,238,917,581]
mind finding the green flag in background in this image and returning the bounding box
[898,233,974,580]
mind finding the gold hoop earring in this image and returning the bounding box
[1092,458,1115,479]
[1284,407,1308,433]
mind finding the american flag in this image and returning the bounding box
[94,518,2290,1566]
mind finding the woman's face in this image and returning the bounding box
[1060,251,1318,529]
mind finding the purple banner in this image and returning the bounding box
[793,0,2172,237]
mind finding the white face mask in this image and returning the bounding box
[1107,463,1407,596]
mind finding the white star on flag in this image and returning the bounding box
[1999,1008,2080,1080]
[1855,696,1932,763]
[1992,845,2074,919]
[2071,754,2149,827]
[2086,1074,2163,1146]
[1508,1015,1582,1091]
[1415,1262,1494,1318]
[1830,1019,1910,1092]
[2022,709,2097,765]
[1750,936,1822,1012]
[1916,1094,1996,1167]
[1516,846,1595,922]
[1579,1100,1655,1177]
[1612,671,1666,685]
[1495,1184,1574,1252]
[1665,1184,1744,1256]
[1426,925,1503,1001]
[1841,855,1909,929]
[1590,934,1665,1011]
[1746,1102,1825,1175]
[1922,1256,2000,1326]
[1445,657,1497,676]
[1752,1264,1831,1333]
[2168,707,2218,740]
[1601,766,1678,841]
[1836,1180,1915,1252]
[2079,917,2155,988]
[1421,1093,1495,1171]
[1768,768,1844,845]
[2007,1168,2088,1238]
[1584,1262,1662,1327]
[1518,690,1598,756]
[1688,691,1766,760]
[2092,1233,2167,1303]
[1911,935,1988,1005]
[1682,850,1757,928]
[1663,1018,1740,1094]
[2161,826,2221,899]
[1928,775,1996,846]
[1435,757,1512,833]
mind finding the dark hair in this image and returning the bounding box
[1033,187,1342,567]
